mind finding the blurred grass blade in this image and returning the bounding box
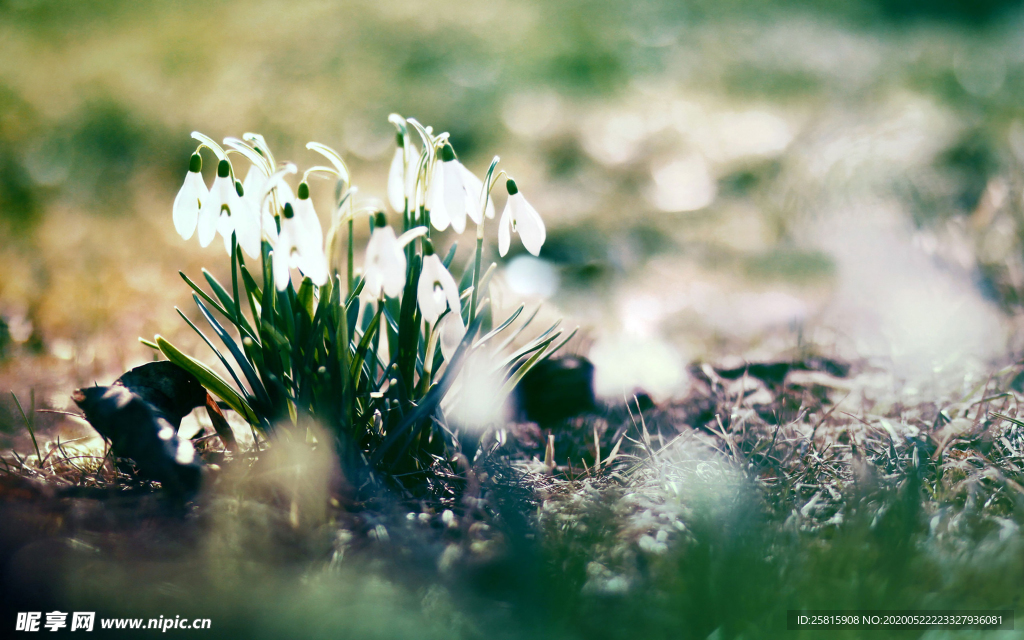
[494,305,540,353]
[11,391,41,465]
[475,304,524,348]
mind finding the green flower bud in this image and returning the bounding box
[373,211,387,228]
[423,238,435,256]
[235,180,244,197]
[189,153,202,173]
[283,203,295,219]
[217,159,230,179]
[395,131,404,148]
[506,178,519,196]
[440,143,456,162]
[298,182,310,200]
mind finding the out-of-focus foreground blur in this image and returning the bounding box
[3,0,1024,431]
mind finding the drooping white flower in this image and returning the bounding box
[219,179,262,259]
[196,159,260,258]
[427,158,450,231]
[498,178,546,257]
[416,240,466,360]
[417,245,461,325]
[292,182,323,251]
[273,201,329,290]
[172,153,208,240]
[363,212,407,299]
[387,135,420,214]
[427,144,473,234]
[242,165,266,215]
[241,164,279,246]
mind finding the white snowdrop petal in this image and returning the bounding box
[234,199,263,259]
[261,209,279,247]
[404,144,420,204]
[243,166,266,213]
[363,270,383,299]
[459,164,485,225]
[363,226,406,299]
[196,181,224,248]
[272,229,294,291]
[513,193,546,256]
[388,148,406,213]
[417,256,446,323]
[217,213,233,256]
[383,248,407,298]
[427,162,450,231]
[442,161,468,234]
[417,258,443,323]
[295,236,329,286]
[498,201,513,257]
[432,287,446,311]
[436,259,462,317]
[294,198,323,249]
[172,173,204,240]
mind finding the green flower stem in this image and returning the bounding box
[470,157,501,324]
[417,321,438,396]
[347,217,354,295]
[469,227,484,324]
[231,234,243,328]
[370,296,384,384]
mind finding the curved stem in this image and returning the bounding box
[470,159,501,324]
[302,165,341,183]
[469,223,484,324]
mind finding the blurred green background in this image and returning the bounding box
[4,0,1024,420]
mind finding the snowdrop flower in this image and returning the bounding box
[242,165,267,215]
[197,160,261,258]
[220,179,262,259]
[363,212,407,299]
[498,178,546,257]
[418,240,466,360]
[241,164,280,246]
[417,241,461,325]
[172,153,208,240]
[387,134,419,214]
[273,200,329,290]
[427,143,476,234]
[292,182,323,251]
